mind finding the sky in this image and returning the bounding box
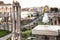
[1,0,60,8]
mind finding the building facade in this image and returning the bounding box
[48,11,60,25]
[0,1,13,31]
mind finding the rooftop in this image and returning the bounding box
[0,1,11,5]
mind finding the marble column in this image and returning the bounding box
[11,6,16,40]
[12,1,22,40]
[52,18,55,25]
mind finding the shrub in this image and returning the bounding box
[0,30,11,38]
[22,30,32,38]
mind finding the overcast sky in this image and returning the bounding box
[1,0,60,8]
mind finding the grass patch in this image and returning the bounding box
[0,30,11,38]
[22,30,32,38]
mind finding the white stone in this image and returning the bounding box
[32,25,60,36]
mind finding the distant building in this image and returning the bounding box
[0,1,12,22]
[0,1,12,13]
[21,11,36,20]
[48,7,60,25]
[22,8,29,11]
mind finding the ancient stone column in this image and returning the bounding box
[52,18,55,25]
[12,6,16,40]
[12,1,22,40]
